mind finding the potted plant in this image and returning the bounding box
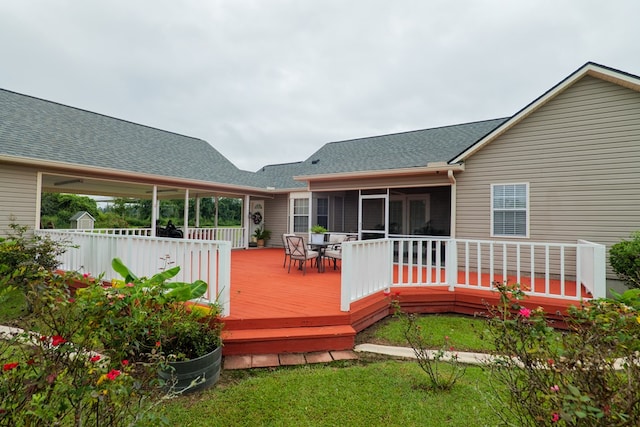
[253,227,272,247]
[90,258,225,394]
[310,224,327,244]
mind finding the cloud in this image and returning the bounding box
[1,0,639,171]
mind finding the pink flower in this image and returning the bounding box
[551,412,560,422]
[106,369,121,381]
[550,385,559,392]
[51,335,67,346]
[3,362,18,371]
[121,359,129,366]
[126,282,135,287]
[117,293,125,300]
[519,307,532,318]
[83,273,90,279]
[90,355,101,363]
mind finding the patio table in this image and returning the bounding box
[308,242,333,273]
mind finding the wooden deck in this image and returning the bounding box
[221,248,586,356]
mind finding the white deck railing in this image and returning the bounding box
[36,230,232,316]
[75,227,246,249]
[187,227,245,248]
[340,237,606,311]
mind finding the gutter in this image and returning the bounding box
[0,154,273,196]
[293,162,465,182]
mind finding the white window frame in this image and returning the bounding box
[290,192,311,233]
[491,183,529,238]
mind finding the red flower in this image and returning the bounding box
[3,362,18,371]
[155,341,161,347]
[51,335,67,346]
[68,298,75,303]
[106,369,121,381]
[83,273,90,279]
[121,359,129,366]
[90,355,101,363]
[393,291,401,296]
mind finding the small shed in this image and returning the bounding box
[70,211,95,230]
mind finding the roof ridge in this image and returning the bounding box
[0,87,204,142]
[324,117,510,146]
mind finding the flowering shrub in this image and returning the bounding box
[0,271,168,426]
[391,299,466,390]
[483,282,640,426]
[0,255,223,425]
[74,258,223,363]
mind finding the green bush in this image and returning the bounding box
[0,224,69,298]
[610,231,640,289]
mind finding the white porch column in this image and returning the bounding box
[243,194,250,248]
[195,196,201,228]
[214,196,219,227]
[448,170,457,238]
[183,189,189,239]
[151,185,158,237]
[308,193,313,236]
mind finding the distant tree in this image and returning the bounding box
[40,193,99,228]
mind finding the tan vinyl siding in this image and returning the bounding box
[264,194,289,247]
[0,164,39,235]
[456,76,640,278]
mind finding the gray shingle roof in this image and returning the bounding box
[298,118,509,174]
[1,88,508,191]
[0,89,267,189]
[256,118,509,186]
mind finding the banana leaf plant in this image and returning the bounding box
[111,257,207,302]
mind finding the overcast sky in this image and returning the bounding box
[2,1,639,172]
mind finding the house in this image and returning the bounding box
[1,62,639,285]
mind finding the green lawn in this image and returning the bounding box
[0,286,28,323]
[359,313,495,352]
[159,360,498,427]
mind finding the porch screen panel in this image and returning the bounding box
[492,183,528,237]
[293,199,309,232]
[316,198,328,229]
[362,198,384,230]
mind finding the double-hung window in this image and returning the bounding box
[293,198,309,233]
[491,183,529,237]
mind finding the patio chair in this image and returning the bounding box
[324,234,357,270]
[286,235,319,275]
[281,233,296,268]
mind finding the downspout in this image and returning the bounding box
[448,170,456,238]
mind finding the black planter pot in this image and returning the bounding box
[159,346,222,394]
